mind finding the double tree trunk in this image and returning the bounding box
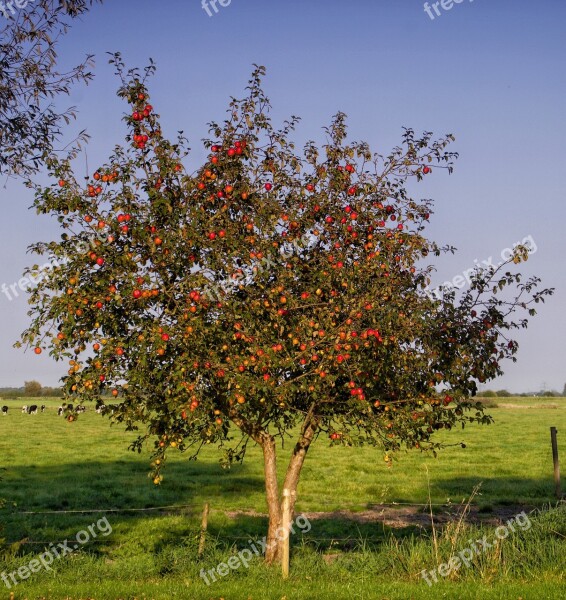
[261,416,319,564]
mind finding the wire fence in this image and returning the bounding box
[6,499,456,516]
[1,499,494,547]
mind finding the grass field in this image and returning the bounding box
[0,396,565,599]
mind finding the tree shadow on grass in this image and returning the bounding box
[0,460,559,559]
[421,475,557,507]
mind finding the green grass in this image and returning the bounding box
[0,396,564,598]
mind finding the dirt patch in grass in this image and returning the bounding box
[225,504,537,530]
[305,504,537,529]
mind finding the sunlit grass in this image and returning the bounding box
[1,396,563,513]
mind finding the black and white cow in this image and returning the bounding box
[58,404,84,415]
[41,405,46,413]
[22,404,38,414]
[95,404,106,414]
[1,406,7,415]
[21,405,28,413]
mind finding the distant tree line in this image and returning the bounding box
[0,382,62,398]
[480,387,565,398]
[0,382,114,399]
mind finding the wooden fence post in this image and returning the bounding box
[198,502,210,557]
[282,489,291,579]
[550,427,562,500]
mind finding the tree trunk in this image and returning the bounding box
[261,432,283,564]
[236,408,320,565]
[261,412,320,563]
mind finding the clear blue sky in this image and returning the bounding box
[1,0,564,392]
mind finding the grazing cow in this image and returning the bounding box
[27,405,38,414]
[95,404,106,414]
[57,406,64,416]
[76,406,86,413]
[21,405,28,413]
[41,405,46,413]
[1,406,7,415]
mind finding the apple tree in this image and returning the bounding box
[20,58,552,562]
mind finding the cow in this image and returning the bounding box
[76,406,86,413]
[57,406,64,416]
[1,406,7,415]
[27,405,38,414]
[40,405,46,413]
[21,405,28,413]
[95,404,106,414]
